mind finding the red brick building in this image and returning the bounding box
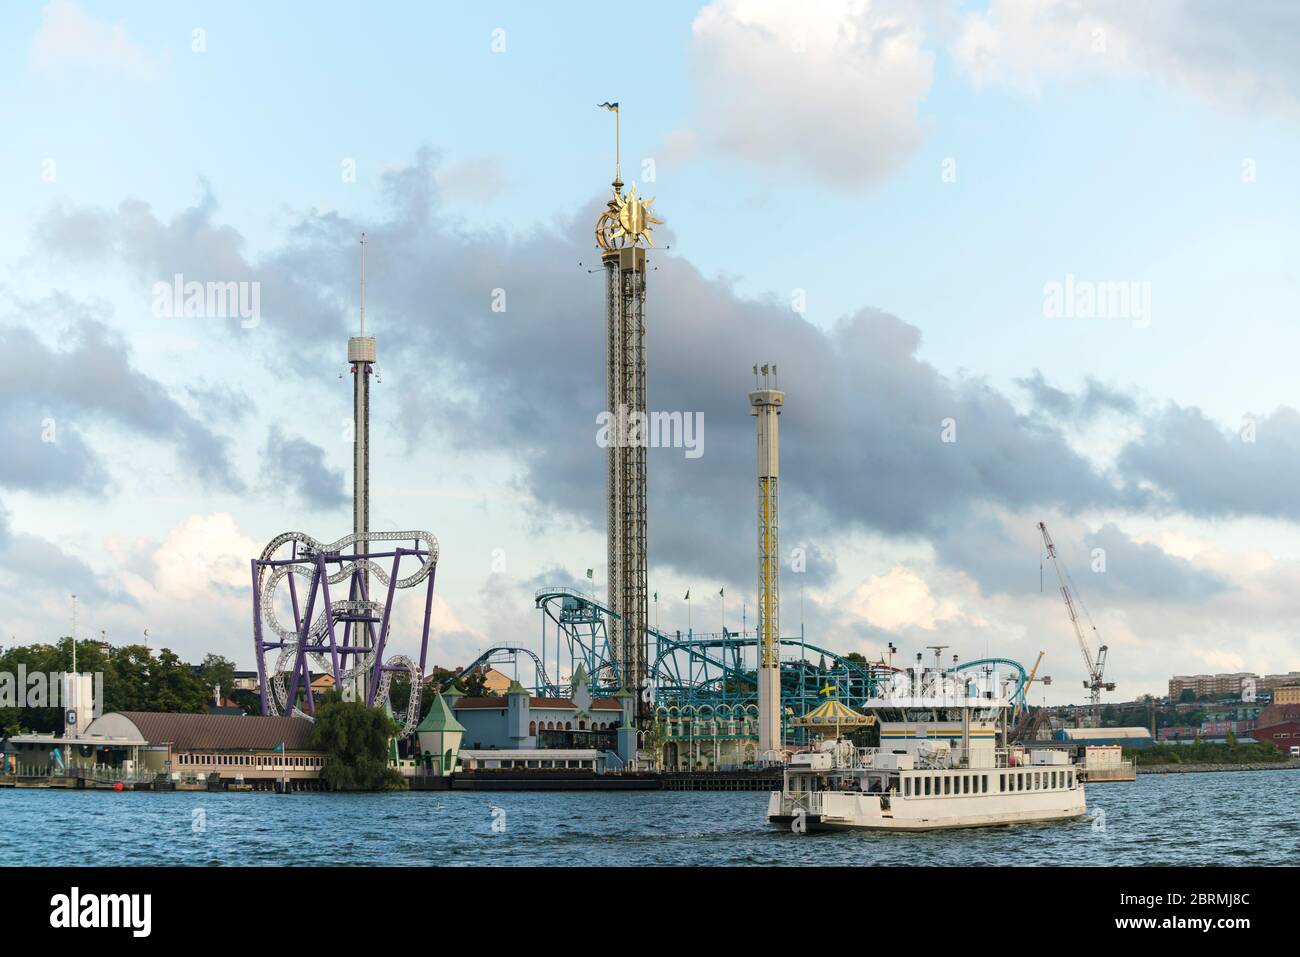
[1252,721,1300,754]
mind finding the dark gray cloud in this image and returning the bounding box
[1083,522,1229,602]
[1017,370,1138,422]
[0,294,243,495]
[0,502,118,605]
[0,398,107,493]
[28,151,1279,595]
[930,509,1230,604]
[1118,405,1300,519]
[260,424,348,511]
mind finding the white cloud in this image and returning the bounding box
[847,565,962,631]
[1198,649,1246,671]
[31,0,156,80]
[953,0,1300,112]
[151,513,258,602]
[687,0,934,188]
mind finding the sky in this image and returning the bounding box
[2,0,1300,705]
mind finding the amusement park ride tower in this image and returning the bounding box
[750,368,784,756]
[348,234,376,704]
[596,103,662,730]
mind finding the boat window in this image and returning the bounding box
[981,774,989,793]
[1017,772,1023,790]
[962,775,970,794]
[924,777,931,796]
[903,777,910,796]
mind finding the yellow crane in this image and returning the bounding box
[1023,651,1046,703]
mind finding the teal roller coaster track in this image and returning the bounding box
[520,587,1029,722]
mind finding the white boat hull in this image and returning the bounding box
[767,787,1088,832]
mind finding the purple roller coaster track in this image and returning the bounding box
[249,529,439,737]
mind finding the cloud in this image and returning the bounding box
[1017,370,1137,422]
[29,149,1298,606]
[954,0,1300,113]
[185,382,253,425]
[0,295,243,495]
[433,158,507,203]
[929,507,1230,604]
[30,0,157,80]
[150,513,260,602]
[847,565,962,631]
[260,425,348,512]
[685,0,935,188]
[1117,405,1300,519]
[0,501,115,606]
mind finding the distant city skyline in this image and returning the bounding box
[3,1,1300,705]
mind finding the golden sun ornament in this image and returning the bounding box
[597,184,664,250]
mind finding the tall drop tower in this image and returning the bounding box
[750,365,784,756]
[349,233,376,704]
[595,102,663,729]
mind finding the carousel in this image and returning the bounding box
[791,698,875,743]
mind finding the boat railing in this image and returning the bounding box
[785,790,823,814]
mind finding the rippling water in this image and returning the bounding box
[2,768,1296,866]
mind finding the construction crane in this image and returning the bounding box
[1021,651,1046,707]
[1037,521,1115,712]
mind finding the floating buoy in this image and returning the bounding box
[113,782,124,792]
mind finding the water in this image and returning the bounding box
[2,769,1297,866]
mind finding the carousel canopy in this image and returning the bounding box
[792,698,875,730]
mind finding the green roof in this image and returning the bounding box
[507,678,529,695]
[417,692,466,734]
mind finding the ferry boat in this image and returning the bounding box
[767,652,1087,833]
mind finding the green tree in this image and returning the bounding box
[199,654,237,701]
[110,645,153,711]
[147,649,209,713]
[308,692,405,791]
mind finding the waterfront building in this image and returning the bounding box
[459,749,602,771]
[477,667,512,695]
[1251,721,1300,753]
[451,667,632,760]
[3,711,321,786]
[1257,702,1300,727]
[1274,685,1300,706]
[415,691,464,774]
[1054,727,1153,748]
[1168,671,1300,700]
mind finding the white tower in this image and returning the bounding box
[750,367,784,757]
[63,594,92,737]
[349,234,376,704]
